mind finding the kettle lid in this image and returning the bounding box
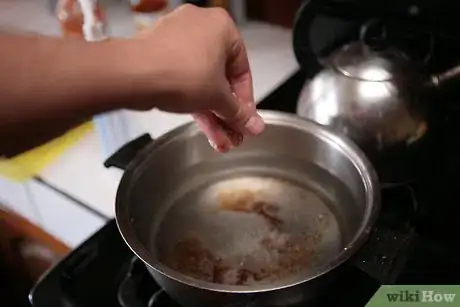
[332,42,410,82]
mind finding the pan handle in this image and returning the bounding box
[104,133,153,170]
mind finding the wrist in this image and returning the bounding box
[103,38,167,111]
[54,37,161,113]
[84,39,149,111]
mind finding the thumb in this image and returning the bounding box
[213,87,265,136]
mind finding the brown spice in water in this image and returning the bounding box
[162,189,324,286]
[166,238,218,282]
[218,189,283,230]
[218,189,255,212]
[164,231,320,286]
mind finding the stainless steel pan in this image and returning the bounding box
[105,110,380,307]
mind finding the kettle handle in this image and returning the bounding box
[430,64,460,87]
[359,18,388,51]
[292,0,324,73]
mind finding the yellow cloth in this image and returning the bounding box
[0,121,94,182]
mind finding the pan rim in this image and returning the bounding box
[114,110,381,293]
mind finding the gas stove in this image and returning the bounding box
[30,1,460,306]
[28,69,460,307]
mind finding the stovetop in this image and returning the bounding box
[29,0,460,305]
[29,70,460,307]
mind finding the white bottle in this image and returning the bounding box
[77,0,135,158]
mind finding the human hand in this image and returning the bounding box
[130,4,265,152]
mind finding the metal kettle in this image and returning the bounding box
[296,40,460,185]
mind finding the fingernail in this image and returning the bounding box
[208,138,217,150]
[208,138,230,153]
[216,143,231,153]
[244,116,265,135]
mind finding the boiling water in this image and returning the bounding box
[150,152,356,286]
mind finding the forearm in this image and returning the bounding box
[0,33,143,156]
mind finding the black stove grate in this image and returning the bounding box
[118,258,165,307]
[118,258,179,307]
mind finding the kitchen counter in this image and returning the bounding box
[0,0,299,243]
